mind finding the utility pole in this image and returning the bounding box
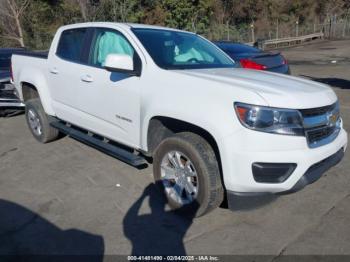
[334,14,337,37]
[343,10,349,38]
[226,21,230,41]
[251,23,255,43]
[296,20,299,37]
[313,17,317,33]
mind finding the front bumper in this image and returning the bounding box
[226,147,344,210]
[282,148,344,193]
[220,127,348,194]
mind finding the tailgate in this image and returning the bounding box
[251,52,284,69]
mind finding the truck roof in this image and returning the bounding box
[58,22,192,34]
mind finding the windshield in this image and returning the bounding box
[132,28,237,70]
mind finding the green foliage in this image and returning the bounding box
[95,0,139,22]
[0,0,349,48]
[22,0,60,49]
[162,0,213,33]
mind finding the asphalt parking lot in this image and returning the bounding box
[0,40,349,259]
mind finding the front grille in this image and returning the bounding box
[300,103,336,117]
[300,102,340,148]
[306,126,336,144]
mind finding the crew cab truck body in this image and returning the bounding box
[12,22,347,216]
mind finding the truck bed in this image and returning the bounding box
[12,51,50,106]
[15,51,48,59]
[0,51,47,112]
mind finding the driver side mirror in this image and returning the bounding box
[104,54,139,76]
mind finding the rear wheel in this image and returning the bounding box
[153,132,224,217]
[25,98,59,143]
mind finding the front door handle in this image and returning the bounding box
[81,75,94,83]
[50,68,59,74]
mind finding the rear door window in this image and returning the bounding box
[56,28,87,62]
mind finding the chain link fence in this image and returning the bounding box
[208,18,350,45]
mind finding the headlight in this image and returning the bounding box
[234,102,304,136]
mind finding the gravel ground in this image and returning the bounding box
[0,39,349,260]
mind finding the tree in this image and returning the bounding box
[94,0,138,22]
[162,0,213,33]
[23,0,60,49]
[77,0,88,21]
[0,0,29,47]
[1,0,350,48]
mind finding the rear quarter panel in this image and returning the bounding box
[12,55,55,115]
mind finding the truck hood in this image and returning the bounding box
[175,68,337,109]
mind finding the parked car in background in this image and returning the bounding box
[0,48,26,116]
[0,48,27,77]
[213,41,290,74]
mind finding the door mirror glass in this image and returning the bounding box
[104,54,134,73]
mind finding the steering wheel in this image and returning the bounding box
[186,58,200,63]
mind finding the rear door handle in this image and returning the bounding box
[81,75,94,83]
[50,68,59,74]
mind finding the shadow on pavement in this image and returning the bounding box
[123,182,199,256]
[0,199,104,262]
[301,75,350,89]
[226,194,278,211]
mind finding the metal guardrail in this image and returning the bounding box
[246,32,324,50]
[263,33,324,50]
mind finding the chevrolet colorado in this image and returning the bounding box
[12,23,347,216]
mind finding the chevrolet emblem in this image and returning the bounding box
[328,112,339,126]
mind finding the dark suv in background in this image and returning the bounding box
[0,48,26,116]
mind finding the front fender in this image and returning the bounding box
[140,102,239,153]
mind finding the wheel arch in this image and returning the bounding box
[145,116,223,175]
[19,78,55,116]
[21,82,39,102]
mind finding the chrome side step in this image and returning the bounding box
[50,121,147,167]
[0,102,25,108]
[0,88,25,108]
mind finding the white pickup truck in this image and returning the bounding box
[12,23,347,216]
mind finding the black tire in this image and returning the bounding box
[25,98,59,143]
[153,132,224,217]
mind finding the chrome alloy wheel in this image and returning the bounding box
[160,151,199,205]
[27,109,42,136]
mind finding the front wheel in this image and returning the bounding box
[153,132,224,217]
